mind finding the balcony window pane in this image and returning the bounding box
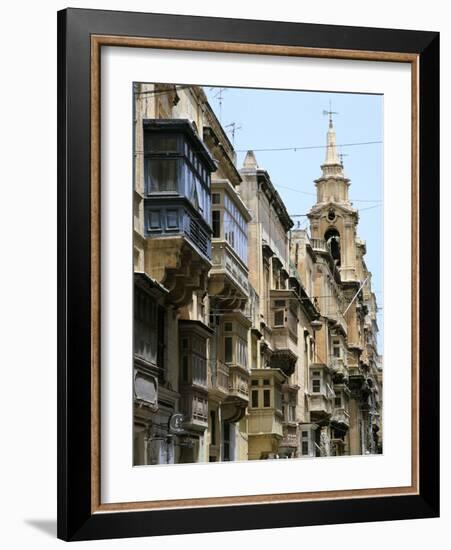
[263,389,271,407]
[251,390,259,408]
[210,410,216,445]
[146,158,178,193]
[312,379,321,393]
[223,196,248,265]
[222,422,231,461]
[224,337,233,363]
[157,307,165,377]
[196,177,204,214]
[182,356,188,382]
[134,288,165,372]
[274,309,285,327]
[186,168,199,208]
[212,210,221,238]
[149,211,161,230]
[144,135,178,153]
[275,387,282,411]
[237,338,248,368]
[166,210,178,229]
[288,309,297,335]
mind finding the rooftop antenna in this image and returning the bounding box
[210,87,227,122]
[322,100,339,127]
[224,122,242,146]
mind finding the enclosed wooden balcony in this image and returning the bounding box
[218,312,251,419]
[140,119,216,307]
[222,364,250,422]
[319,299,348,333]
[227,365,250,403]
[329,357,349,381]
[269,289,299,376]
[308,364,334,419]
[309,393,333,418]
[208,177,251,311]
[270,347,297,377]
[208,360,230,401]
[331,407,350,428]
[179,320,212,433]
[248,410,284,438]
[348,365,365,392]
[248,368,284,438]
[179,389,208,432]
[279,423,299,454]
[209,241,249,309]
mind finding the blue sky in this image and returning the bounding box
[205,86,383,352]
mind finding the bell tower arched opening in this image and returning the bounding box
[324,228,341,266]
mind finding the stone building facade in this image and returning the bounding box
[133,84,382,465]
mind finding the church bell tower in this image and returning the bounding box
[308,110,359,282]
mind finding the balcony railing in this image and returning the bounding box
[210,242,249,296]
[310,238,327,252]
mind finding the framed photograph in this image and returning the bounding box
[57,8,439,541]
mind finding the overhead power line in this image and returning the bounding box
[358,204,382,212]
[288,203,381,219]
[235,140,382,153]
[276,183,382,203]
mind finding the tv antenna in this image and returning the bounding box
[210,87,227,122]
[224,122,242,145]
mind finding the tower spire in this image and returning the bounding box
[321,105,343,177]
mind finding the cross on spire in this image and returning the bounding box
[323,101,339,128]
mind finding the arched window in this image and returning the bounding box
[324,228,341,266]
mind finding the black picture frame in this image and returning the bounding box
[57,7,439,541]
